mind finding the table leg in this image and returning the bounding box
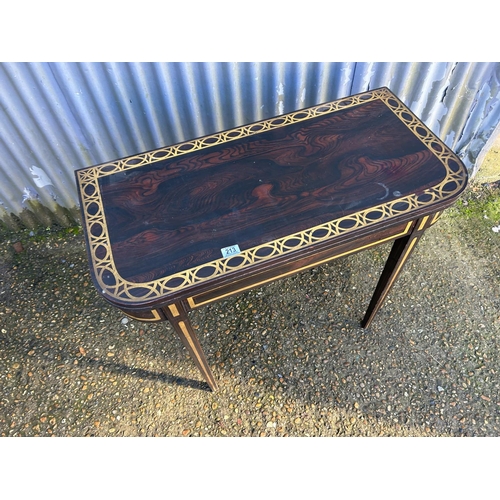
[361,216,431,328]
[164,302,218,391]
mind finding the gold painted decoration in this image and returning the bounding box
[187,221,414,308]
[122,309,162,322]
[77,88,467,303]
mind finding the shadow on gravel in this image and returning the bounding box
[79,357,210,392]
[0,332,210,392]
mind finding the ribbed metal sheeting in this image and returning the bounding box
[0,62,499,229]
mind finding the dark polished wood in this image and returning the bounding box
[75,87,468,390]
[361,215,431,329]
[163,301,218,391]
[97,98,444,284]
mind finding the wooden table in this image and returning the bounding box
[75,87,468,391]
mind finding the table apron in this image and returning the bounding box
[115,210,443,321]
[185,220,415,310]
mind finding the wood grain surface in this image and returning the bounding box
[98,99,445,283]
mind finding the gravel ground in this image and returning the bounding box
[1,183,500,438]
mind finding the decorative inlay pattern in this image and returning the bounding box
[76,88,467,303]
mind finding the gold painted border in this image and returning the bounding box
[418,216,430,231]
[188,221,413,308]
[77,88,468,303]
[431,211,442,225]
[168,304,180,317]
[123,309,162,322]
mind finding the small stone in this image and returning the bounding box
[266,421,276,428]
[212,402,218,410]
[182,429,190,436]
[13,242,24,253]
[294,417,301,424]
[438,386,444,392]
[121,318,129,325]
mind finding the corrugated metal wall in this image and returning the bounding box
[1,62,499,230]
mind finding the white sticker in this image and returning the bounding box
[221,244,241,258]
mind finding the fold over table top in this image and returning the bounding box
[75,87,468,307]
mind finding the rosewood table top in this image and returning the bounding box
[75,87,468,390]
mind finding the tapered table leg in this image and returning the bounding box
[361,216,431,328]
[164,302,218,391]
